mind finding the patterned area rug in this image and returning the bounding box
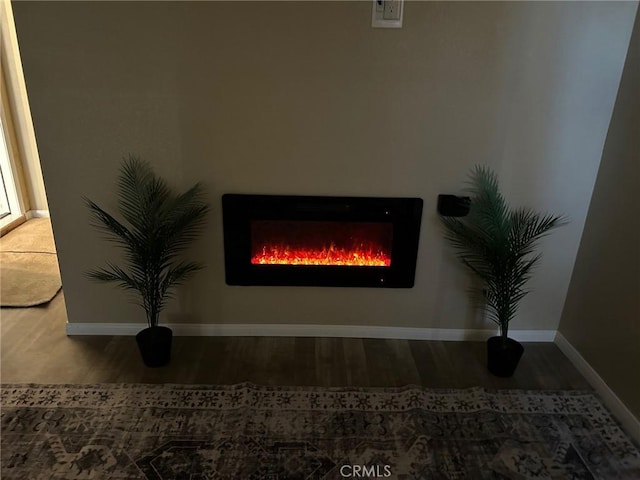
[1,383,639,479]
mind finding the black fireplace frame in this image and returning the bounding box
[222,194,423,288]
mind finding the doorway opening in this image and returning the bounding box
[0,117,21,229]
[0,1,61,308]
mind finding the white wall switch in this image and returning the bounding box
[372,0,403,29]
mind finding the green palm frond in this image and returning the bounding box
[440,165,566,339]
[86,263,139,289]
[465,166,510,245]
[159,261,203,301]
[85,199,141,252]
[157,185,209,268]
[85,156,209,328]
[117,156,170,232]
[441,217,493,279]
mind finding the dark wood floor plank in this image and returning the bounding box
[384,339,422,386]
[293,337,317,385]
[342,338,369,386]
[423,341,459,387]
[218,337,256,384]
[257,336,297,385]
[315,337,347,387]
[362,338,415,387]
[192,336,230,384]
[1,292,592,391]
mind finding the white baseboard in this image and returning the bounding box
[25,209,49,219]
[554,332,640,445]
[65,322,555,342]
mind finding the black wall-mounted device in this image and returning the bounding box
[437,195,470,217]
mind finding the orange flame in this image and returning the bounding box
[251,243,391,267]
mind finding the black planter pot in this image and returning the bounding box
[136,326,173,367]
[487,336,524,377]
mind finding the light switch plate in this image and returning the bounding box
[372,0,403,28]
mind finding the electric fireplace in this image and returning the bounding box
[222,194,423,287]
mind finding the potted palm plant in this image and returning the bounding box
[85,156,209,367]
[440,165,566,377]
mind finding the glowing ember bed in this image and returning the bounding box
[250,220,392,267]
[222,194,422,288]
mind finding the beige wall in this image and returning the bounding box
[12,2,637,329]
[559,12,640,418]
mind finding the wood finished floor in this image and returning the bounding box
[1,292,592,390]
